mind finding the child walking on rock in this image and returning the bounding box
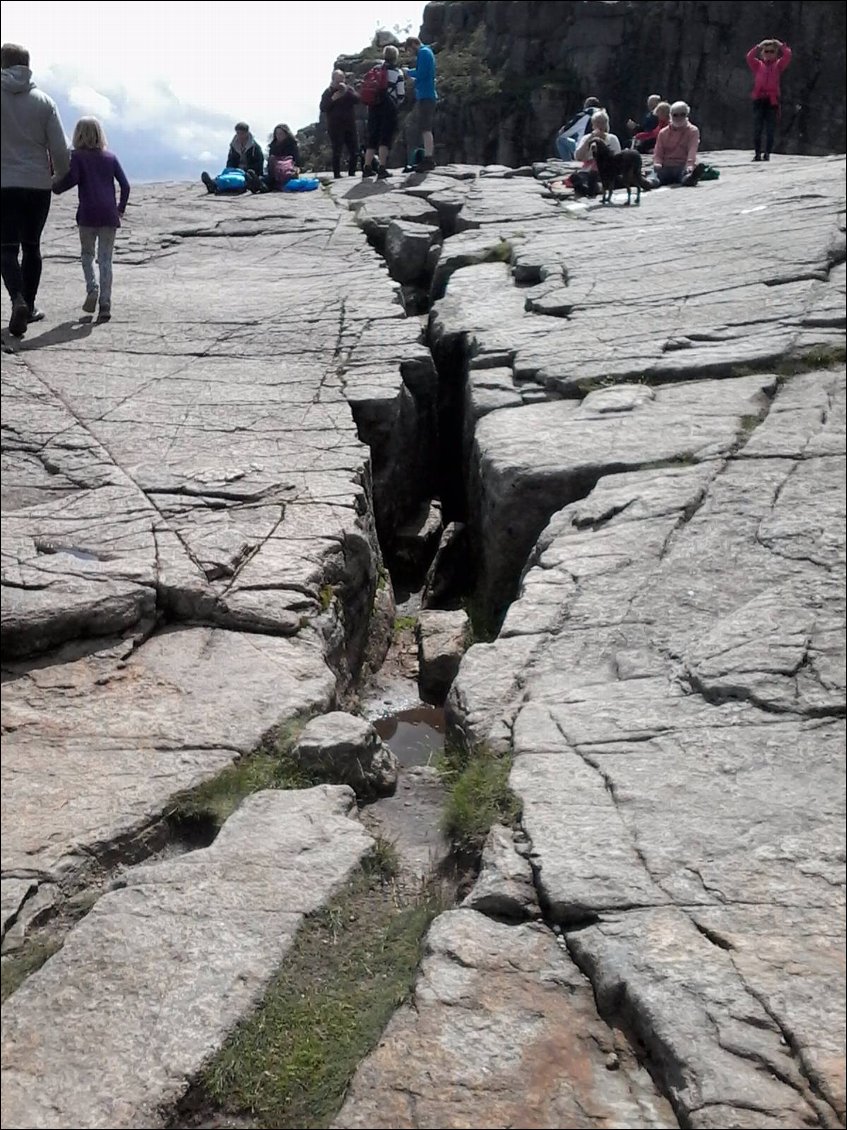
[52,116,129,322]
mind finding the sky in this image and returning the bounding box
[1,0,428,180]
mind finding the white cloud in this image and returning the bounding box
[3,0,428,180]
[67,84,115,119]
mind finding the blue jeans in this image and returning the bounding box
[79,226,116,306]
[650,165,686,187]
[556,134,578,160]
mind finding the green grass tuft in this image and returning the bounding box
[439,741,521,854]
[1,939,63,1003]
[393,614,417,633]
[167,720,313,833]
[194,872,444,1128]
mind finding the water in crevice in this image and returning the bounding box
[374,706,445,768]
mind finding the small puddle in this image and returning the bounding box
[374,706,445,768]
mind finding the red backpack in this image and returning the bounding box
[359,63,388,106]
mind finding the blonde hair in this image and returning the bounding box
[591,109,610,132]
[654,101,671,120]
[647,94,662,109]
[73,116,107,150]
[383,44,399,64]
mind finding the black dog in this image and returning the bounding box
[590,138,643,206]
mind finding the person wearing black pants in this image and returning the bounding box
[320,70,360,179]
[1,187,51,330]
[1,41,70,337]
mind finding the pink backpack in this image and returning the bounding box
[272,156,296,185]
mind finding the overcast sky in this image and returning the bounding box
[2,0,428,180]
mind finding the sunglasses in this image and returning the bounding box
[671,112,687,118]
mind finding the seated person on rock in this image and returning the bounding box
[555,96,601,160]
[628,96,668,153]
[249,124,300,192]
[571,109,620,196]
[648,101,705,187]
[201,122,264,194]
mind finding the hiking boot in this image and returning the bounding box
[752,153,761,161]
[377,167,392,179]
[201,171,216,194]
[244,170,261,193]
[97,304,111,323]
[415,155,436,173]
[763,153,770,162]
[362,167,375,178]
[9,296,29,338]
[83,288,99,314]
[27,308,46,323]
[682,162,705,187]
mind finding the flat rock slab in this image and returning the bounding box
[1,787,372,1129]
[334,907,677,1129]
[450,374,846,1125]
[1,625,335,929]
[2,183,430,658]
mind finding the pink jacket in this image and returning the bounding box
[653,120,700,170]
[746,44,792,105]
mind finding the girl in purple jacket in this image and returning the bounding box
[52,117,130,322]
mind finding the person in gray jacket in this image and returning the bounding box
[1,42,69,337]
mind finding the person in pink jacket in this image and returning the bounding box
[746,39,792,161]
[649,101,704,187]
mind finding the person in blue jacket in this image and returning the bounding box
[404,36,437,172]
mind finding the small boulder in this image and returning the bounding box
[292,712,398,799]
[462,823,540,919]
[416,608,469,705]
[384,219,440,284]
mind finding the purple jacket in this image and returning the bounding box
[53,148,130,227]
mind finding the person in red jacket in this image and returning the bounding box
[746,39,792,162]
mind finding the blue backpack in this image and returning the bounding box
[215,167,247,192]
[283,177,320,192]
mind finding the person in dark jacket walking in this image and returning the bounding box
[201,122,264,193]
[1,41,70,337]
[52,116,130,323]
[320,70,359,179]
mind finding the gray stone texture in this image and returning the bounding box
[334,908,677,1129]
[2,147,844,1130]
[1,788,372,1129]
[416,608,469,704]
[292,711,398,798]
[332,155,845,1127]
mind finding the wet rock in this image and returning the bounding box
[333,909,676,1129]
[1,787,372,1130]
[292,712,398,799]
[384,219,440,285]
[416,609,469,705]
[461,823,540,919]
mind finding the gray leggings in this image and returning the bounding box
[79,226,116,306]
